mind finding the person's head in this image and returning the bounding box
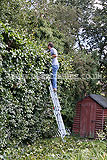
[48,42,54,49]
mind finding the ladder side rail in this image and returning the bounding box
[54,110,66,137]
[49,83,60,110]
[49,82,66,140]
[49,83,61,110]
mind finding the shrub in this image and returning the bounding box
[0,21,56,147]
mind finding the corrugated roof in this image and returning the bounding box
[89,94,107,108]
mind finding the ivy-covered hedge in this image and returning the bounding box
[0,22,58,147]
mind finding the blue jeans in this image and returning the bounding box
[51,65,59,89]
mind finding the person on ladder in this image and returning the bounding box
[48,42,59,92]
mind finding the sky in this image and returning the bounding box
[94,0,103,9]
[47,0,103,9]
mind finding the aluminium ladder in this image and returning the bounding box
[49,82,66,141]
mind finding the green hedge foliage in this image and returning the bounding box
[0,21,57,147]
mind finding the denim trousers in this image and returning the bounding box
[51,65,59,89]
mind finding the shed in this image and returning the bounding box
[72,94,107,138]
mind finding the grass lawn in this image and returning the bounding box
[1,136,107,160]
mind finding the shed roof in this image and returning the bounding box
[89,94,107,109]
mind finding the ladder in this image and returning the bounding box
[49,82,66,141]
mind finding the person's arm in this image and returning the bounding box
[52,54,57,58]
[51,48,57,58]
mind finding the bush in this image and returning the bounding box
[0,21,56,147]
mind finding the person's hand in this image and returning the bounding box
[52,54,57,58]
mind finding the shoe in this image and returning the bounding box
[53,88,57,92]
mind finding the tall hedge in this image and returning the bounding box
[0,22,57,147]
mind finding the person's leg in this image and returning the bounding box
[52,65,59,89]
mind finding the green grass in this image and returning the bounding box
[0,136,107,160]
